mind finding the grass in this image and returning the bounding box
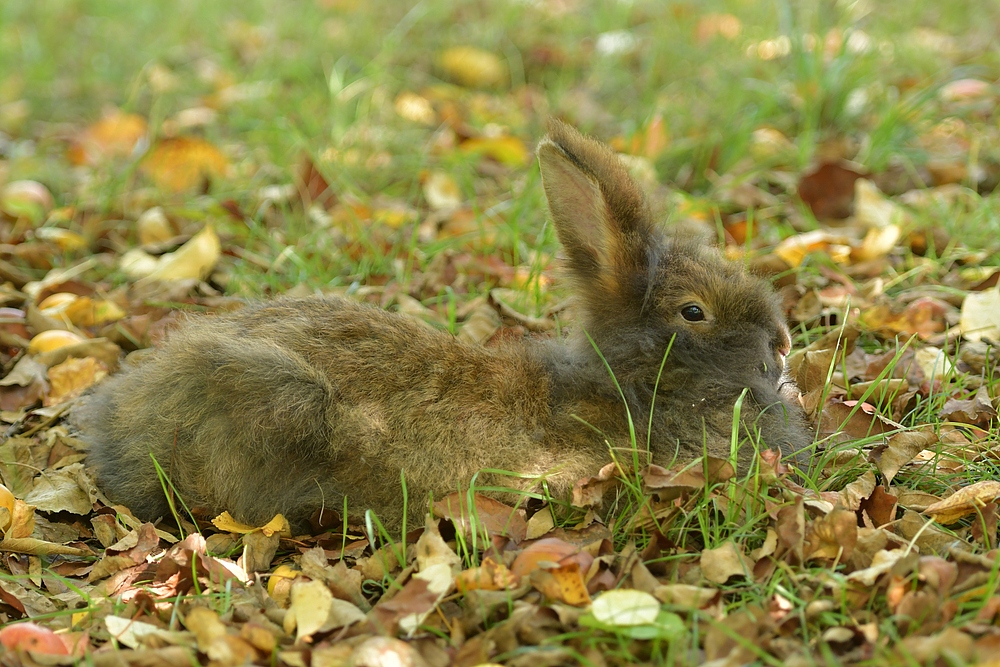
[2,0,1000,664]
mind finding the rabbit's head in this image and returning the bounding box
[538,120,806,456]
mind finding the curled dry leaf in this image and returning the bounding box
[456,557,518,594]
[871,428,937,486]
[939,386,997,427]
[804,508,858,562]
[839,471,877,511]
[432,492,526,543]
[572,462,620,508]
[642,456,735,494]
[923,480,1000,525]
[700,541,752,584]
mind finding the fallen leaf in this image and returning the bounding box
[68,109,148,166]
[456,557,518,594]
[142,136,229,191]
[0,622,70,655]
[958,286,1000,343]
[529,561,592,606]
[804,509,858,562]
[45,356,108,406]
[510,537,594,581]
[798,160,866,220]
[139,225,221,282]
[572,462,620,508]
[433,492,527,543]
[872,429,937,485]
[414,517,461,572]
[285,578,333,641]
[394,91,436,125]
[422,171,461,210]
[700,541,751,584]
[438,46,507,88]
[940,387,997,427]
[460,135,529,166]
[591,589,660,626]
[839,471,877,511]
[924,481,1000,524]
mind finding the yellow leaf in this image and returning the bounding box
[142,136,229,192]
[438,46,507,88]
[460,135,529,166]
[145,224,221,281]
[34,228,87,251]
[27,329,85,355]
[924,480,1000,524]
[211,511,258,534]
[45,356,108,406]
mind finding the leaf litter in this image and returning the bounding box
[1,4,1000,667]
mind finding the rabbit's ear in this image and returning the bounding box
[538,120,656,302]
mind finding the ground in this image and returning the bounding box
[1,1,1000,665]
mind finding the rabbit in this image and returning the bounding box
[73,120,812,532]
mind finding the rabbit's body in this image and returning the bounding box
[75,122,812,530]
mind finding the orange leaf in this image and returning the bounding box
[529,562,592,606]
[0,622,70,655]
[142,137,229,192]
[68,109,148,166]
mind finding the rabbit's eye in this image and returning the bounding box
[681,305,706,322]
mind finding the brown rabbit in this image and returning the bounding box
[73,121,812,531]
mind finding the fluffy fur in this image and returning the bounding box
[74,121,812,530]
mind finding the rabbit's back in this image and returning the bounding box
[77,297,608,528]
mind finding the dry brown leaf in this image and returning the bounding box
[797,160,866,220]
[572,462,620,508]
[700,541,751,584]
[414,517,461,572]
[774,230,852,267]
[939,387,997,427]
[433,492,527,543]
[861,297,952,339]
[859,486,898,528]
[872,429,938,486]
[45,356,108,406]
[923,480,1000,524]
[804,508,858,562]
[896,510,961,553]
[839,471,877,510]
[510,537,594,581]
